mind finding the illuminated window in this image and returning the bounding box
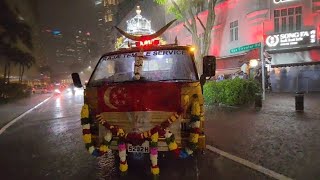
[230,20,238,41]
[274,6,302,32]
[108,14,113,21]
[107,0,117,5]
[104,14,113,22]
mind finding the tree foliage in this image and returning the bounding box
[154,0,217,74]
[0,0,35,83]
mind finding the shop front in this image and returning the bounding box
[215,48,260,79]
[265,29,320,92]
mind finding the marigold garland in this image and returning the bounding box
[118,142,128,172]
[150,132,159,175]
[80,95,203,175]
[81,104,112,157]
[164,95,202,158]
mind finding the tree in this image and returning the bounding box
[15,51,35,82]
[0,0,34,84]
[154,0,217,74]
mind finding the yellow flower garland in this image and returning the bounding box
[81,96,203,176]
[119,163,128,172]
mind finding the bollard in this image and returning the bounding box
[295,92,304,112]
[255,93,262,108]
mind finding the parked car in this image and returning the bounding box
[32,85,48,94]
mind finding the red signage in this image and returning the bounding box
[135,39,160,47]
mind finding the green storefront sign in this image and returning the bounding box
[230,43,261,54]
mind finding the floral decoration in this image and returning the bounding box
[150,132,159,175]
[80,93,202,175]
[133,51,144,80]
[81,104,112,157]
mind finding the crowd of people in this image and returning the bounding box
[215,71,249,82]
[215,68,272,92]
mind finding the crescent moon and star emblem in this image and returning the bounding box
[104,86,128,109]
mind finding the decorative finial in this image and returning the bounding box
[136,6,141,15]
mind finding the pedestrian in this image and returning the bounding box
[239,71,244,79]
[254,68,262,85]
[221,74,224,81]
[243,73,248,80]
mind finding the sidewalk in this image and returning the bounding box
[0,94,52,128]
[205,92,320,180]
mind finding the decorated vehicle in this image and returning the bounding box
[71,21,216,175]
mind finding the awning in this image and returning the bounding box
[271,61,320,68]
[216,68,241,75]
[266,45,320,54]
[270,48,320,67]
[216,49,260,74]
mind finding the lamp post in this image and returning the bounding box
[260,22,266,100]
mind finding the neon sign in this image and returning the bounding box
[135,39,160,47]
[266,30,317,48]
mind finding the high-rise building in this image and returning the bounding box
[95,0,121,53]
[75,30,91,62]
[52,30,94,66]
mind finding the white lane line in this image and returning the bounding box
[206,145,293,180]
[0,96,52,135]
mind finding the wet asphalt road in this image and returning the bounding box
[0,90,270,180]
[205,93,320,180]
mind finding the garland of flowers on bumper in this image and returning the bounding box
[80,94,202,175]
[96,112,179,175]
[165,94,201,158]
[81,104,112,157]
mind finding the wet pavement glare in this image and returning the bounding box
[205,93,320,180]
[0,90,272,180]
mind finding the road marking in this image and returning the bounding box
[0,96,52,135]
[206,145,293,180]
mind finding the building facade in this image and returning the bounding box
[95,0,121,53]
[165,0,320,92]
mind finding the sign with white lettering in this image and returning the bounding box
[265,30,317,48]
[273,0,296,3]
[105,50,187,60]
[230,43,261,54]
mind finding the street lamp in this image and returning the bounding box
[249,59,259,68]
[189,46,196,52]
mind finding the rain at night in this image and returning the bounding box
[1,0,320,179]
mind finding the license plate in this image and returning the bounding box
[127,141,149,153]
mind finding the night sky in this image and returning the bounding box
[37,0,98,38]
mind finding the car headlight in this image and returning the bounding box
[54,89,61,93]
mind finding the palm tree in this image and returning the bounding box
[13,51,35,82]
[0,0,34,84]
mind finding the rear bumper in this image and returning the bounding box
[106,135,206,152]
